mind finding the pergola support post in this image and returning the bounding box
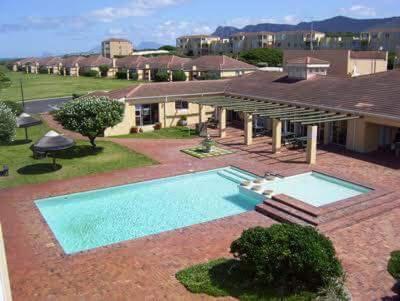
[244,113,253,145]
[272,119,282,153]
[306,125,318,164]
[198,104,204,123]
[218,107,226,138]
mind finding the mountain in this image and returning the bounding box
[136,41,163,50]
[212,16,400,37]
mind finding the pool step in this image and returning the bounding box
[223,168,255,181]
[218,169,255,184]
[256,203,311,226]
[272,195,320,218]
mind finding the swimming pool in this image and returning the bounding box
[36,167,259,254]
[241,172,372,207]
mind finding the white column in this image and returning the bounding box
[272,119,282,153]
[244,113,253,145]
[306,125,318,164]
[218,107,226,138]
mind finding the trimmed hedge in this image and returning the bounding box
[230,224,343,291]
[154,70,169,82]
[172,70,187,81]
[197,72,220,80]
[388,250,400,280]
[82,70,99,77]
[116,71,128,79]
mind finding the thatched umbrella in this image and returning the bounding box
[16,113,42,140]
[33,131,75,169]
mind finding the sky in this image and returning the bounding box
[0,0,399,58]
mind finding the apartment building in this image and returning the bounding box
[275,30,326,50]
[230,32,275,54]
[101,38,134,58]
[176,35,221,56]
[362,28,400,52]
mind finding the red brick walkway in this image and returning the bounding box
[1,124,400,300]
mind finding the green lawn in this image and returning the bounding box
[0,65,138,102]
[114,127,199,139]
[0,122,157,189]
[176,258,316,301]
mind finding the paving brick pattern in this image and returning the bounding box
[1,124,400,300]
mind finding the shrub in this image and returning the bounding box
[1,100,23,115]
[72,93,85,99]
[230,224,343,291]
[172,70,187,81]
[99,64,110,77]
[388,250,400,280]
[0,71,11,89]
[55,96,124,148]
[154,70,169,82]
[129,71,139,81]
[82,70,99,77]
[0,102,17,143]
[38,67,48,74]
[153,122,162,130]
[116,70,128,79]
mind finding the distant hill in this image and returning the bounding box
[213,16,400,37]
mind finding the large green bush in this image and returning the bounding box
[197,72,220,80]
[1,100,23,115]
[0,102,17,143]
[230,224,343,291]
[55,96,124,148]
[82,70,99,77]
[129,71,139,81]
[154,70,169,82]
[239,48,283,67]
[172,70,187,81]
[388,250,400,280]
[116,70,128,79]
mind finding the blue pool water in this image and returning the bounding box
[36,167,259,254]
[255,172,372,207]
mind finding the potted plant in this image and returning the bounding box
[202,135,215,153]
[131,127,140,134]
[178,115,188,126]
[153,122,162,130]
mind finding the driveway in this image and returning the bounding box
[24,97,71,114]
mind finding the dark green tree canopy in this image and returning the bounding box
[159,45,176,52]
[55,96,124,147]
[239,48,283,67]
[154,70,170,82]
[172,70,187,81]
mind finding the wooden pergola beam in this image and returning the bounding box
[278,111,325,120]
[264,108,312,118]
[288,112,338,123]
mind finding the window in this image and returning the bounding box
[175,100,189,110]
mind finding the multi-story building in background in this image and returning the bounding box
[176,35,221,56]
[230,32,275,54]
[274,30,325,50]
[101,38,134,58]
[362,29,400,52]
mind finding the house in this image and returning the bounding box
[176,35,221,56]
[13,57,40,73]
[102,38,133,58]
[182,55,257,80]
[78,55,115,77]
[96,58,400,164]
[37,57,63,74]
[60,56,85,76]
[283,50,388,77]
[143,55,191,81]
[115,56,150,80]
[275,30,326,50]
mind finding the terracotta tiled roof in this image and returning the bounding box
[142,55,191,70]
[16,57,39,65]
[115,56,147,69]
[62,56,85,68]
[225,70,400,119]
[183,55,257,71]
[38,57,63,66]
[79,55,112,67]
[286,56,330,65]
[350,51,387,60]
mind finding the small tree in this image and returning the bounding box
[239,48,283,67]
[155,70,169,82]
[0,102,17,143]
[172,70,187,81]
[231,224,343,292]
[0,71,11,90]
[388,52,396,70]
[99,64,110,77]
[55,96,124,148]
[388,250,400,280]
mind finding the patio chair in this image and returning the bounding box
[207,117,218,129]
[0,165,9,177]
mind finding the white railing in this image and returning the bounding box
[0,224,12,301]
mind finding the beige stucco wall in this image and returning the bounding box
[348,58,388,76]
[104,102,135,137]
[159,101,214,128]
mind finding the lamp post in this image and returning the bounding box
[20,78,25,108]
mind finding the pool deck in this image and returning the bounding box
[1,123,400,300]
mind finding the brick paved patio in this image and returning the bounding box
[1,123,400,300]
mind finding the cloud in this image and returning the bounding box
[91,0,186,22]
[282,15,300,25]
[340,4,376,17]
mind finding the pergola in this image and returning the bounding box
[190,96,360,164]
